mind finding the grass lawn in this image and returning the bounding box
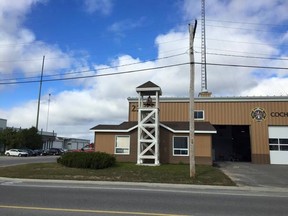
[0,162,235,186]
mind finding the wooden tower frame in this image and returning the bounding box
[136,81,162,165]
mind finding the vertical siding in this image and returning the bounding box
[95,131,138,163]
[159,129,212,165]
[95,133,115,154]
[129,99,288,164]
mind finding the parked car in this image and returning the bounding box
[5,149,28,157]
[42,148,64,156]
[22,149,37,156]
[33,149,44,156]
[71,143,95,153]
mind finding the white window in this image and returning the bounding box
[173,136,189,156]
[269,138,288,151]
[194,110,204,120]
[115,136,130,155]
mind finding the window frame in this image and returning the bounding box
[194,110,205,120]
[115,135,130,155]
[173,136,189,156]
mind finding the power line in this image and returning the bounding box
[205,19,288,27]
[1,61,288,86]
[206,24,286,34]
[195,50,288,61]
[0,52,187,82]
[2,49,287,83]
[0,62,190,85]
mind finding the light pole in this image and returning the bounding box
[36,55,45,131]
[46,93,51,131]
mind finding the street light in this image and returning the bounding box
[46,93,51,131]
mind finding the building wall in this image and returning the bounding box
[95,131,138,162]
[159,129,212,165]
[0,118,7,130]
[95,129,212,165]
[95,133,115,154]
[129,98,288,164]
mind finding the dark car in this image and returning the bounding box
[33,149,44,156]
[42,148,64,156]
[22,149,37,156]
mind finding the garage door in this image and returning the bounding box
[268,126,288,165]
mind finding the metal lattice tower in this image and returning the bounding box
[201,0,207,92]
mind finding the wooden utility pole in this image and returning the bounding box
[36,55,45,131]
[189,20,197,177]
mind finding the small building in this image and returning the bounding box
[0,118,7,131]
[0,118,7,152]
[53,137,90,151]
[91,81,288,165]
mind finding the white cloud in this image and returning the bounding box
[83,0,113,15]
[1,0,288,142]
[108,17,146,35]
[241,77,288,96]
[0,0,77,80]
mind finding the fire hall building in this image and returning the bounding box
[91,81,288,165]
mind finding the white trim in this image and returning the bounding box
[159,123,216,134]
[92,123,216,134]
[92,125,138,133]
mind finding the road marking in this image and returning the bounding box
[0,205,190,216]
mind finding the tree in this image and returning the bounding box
[19,127,42,149]
[0,127,42,152]
[0,128,18,151]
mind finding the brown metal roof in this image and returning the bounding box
[91,121,216,134]
[90,121,137,130]
[136,81,160,89]
[161,121,216,132]
[136,81,162,96]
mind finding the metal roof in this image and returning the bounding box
[136,81,162,96]
[128,96,288,103]
[90,121,216,134]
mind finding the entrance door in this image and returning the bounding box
[212,125,251,162]
[268,126,288,165]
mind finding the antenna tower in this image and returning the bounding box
[201,0,207,92]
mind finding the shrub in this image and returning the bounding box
[57,152,116,169]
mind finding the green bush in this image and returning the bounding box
[57,152,116,169]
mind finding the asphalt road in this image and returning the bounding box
[0,179,288,216]
[0,155,58,167]
[1,157,288,215]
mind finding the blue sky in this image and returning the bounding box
[24,0,180,63]
[0,0,288,140]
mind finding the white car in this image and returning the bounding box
[5,149,28,157]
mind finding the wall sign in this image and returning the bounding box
[251,107,266,122]
[271,112,288,117]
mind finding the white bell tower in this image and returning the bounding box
[136,81,162,166]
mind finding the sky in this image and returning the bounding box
[0,0,288,141]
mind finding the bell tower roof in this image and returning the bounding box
[136,81,162,96]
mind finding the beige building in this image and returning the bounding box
[91,81,288,165]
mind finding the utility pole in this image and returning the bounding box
[36,55,45,131]
[189,20,197,177]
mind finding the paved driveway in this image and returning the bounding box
[218,162,288,189]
